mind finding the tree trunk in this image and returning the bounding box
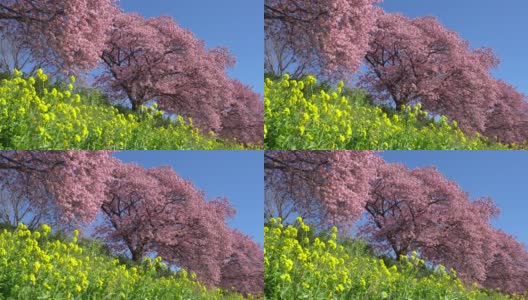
[131,250,141,262]
[395,101,406,111]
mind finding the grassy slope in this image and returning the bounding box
[0,223,255,299]
[264,218,526,300]
[264,75,520,150]
[0,71,256,150]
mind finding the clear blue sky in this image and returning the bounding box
[113,151,264,245]
[380,0,528,95]
[380,151,527,247]
[119,0,263,95]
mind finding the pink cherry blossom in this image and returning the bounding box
[265,0,381,80]
[0,151,116,226]
[97,162,263,291]
[99,13,262,139]
[218,80,264,145]
[265,150,379,228]
[364,162,503,283]
[484,80,528,144]
[361,13,500,133]
[219,230,264,296]
[0,0,119,73]
[483,229,528,294]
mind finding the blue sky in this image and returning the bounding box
[380,0,528,95]
[120,0,263,95]
[381,151,527,246]
[113,151,263,245]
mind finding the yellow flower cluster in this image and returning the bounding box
[0,223,251,299]
[264,218,525,300]
[264,75,514,150]
[0,70,249,150]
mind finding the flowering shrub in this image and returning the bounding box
[264,75,516,150]
[0,70,251,150]
[264,217,526,299]
[0,223,253,299]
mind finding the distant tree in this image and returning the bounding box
[264,32,307,79]
[422,197,499,285]
[0,0,118,73]
[483,80,528,144]
[264,0,381,80]
[219,230,264,296]
[0,26,47,76]
[151,167,236,287]
[218,80,264,145]
[361,13,500,133]
[484,229,528,294]
[264,150,379,227]
[0,186,42,229]
[0,172,97,229]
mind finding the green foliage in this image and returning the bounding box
[0,70,252,150]
[264,75,518,150]
[265,217,526,300]
[0,223,254,299]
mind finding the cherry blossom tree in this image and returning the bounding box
[97,163,237,286]
[361,13,500,133]
[364,164,471,257]
[264,0,381,80]
[364,162,502,284]
[165,198,235,286]
[0,151,115,226]
[420,197,499,284]
[0,0,118,73]
[97,163,162,261]
[484,229,528,294]
[483,80,528,144]
[99,13,239,133]
[219,230,264,296]
[265,150,379,227]
[218,80,264,145]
